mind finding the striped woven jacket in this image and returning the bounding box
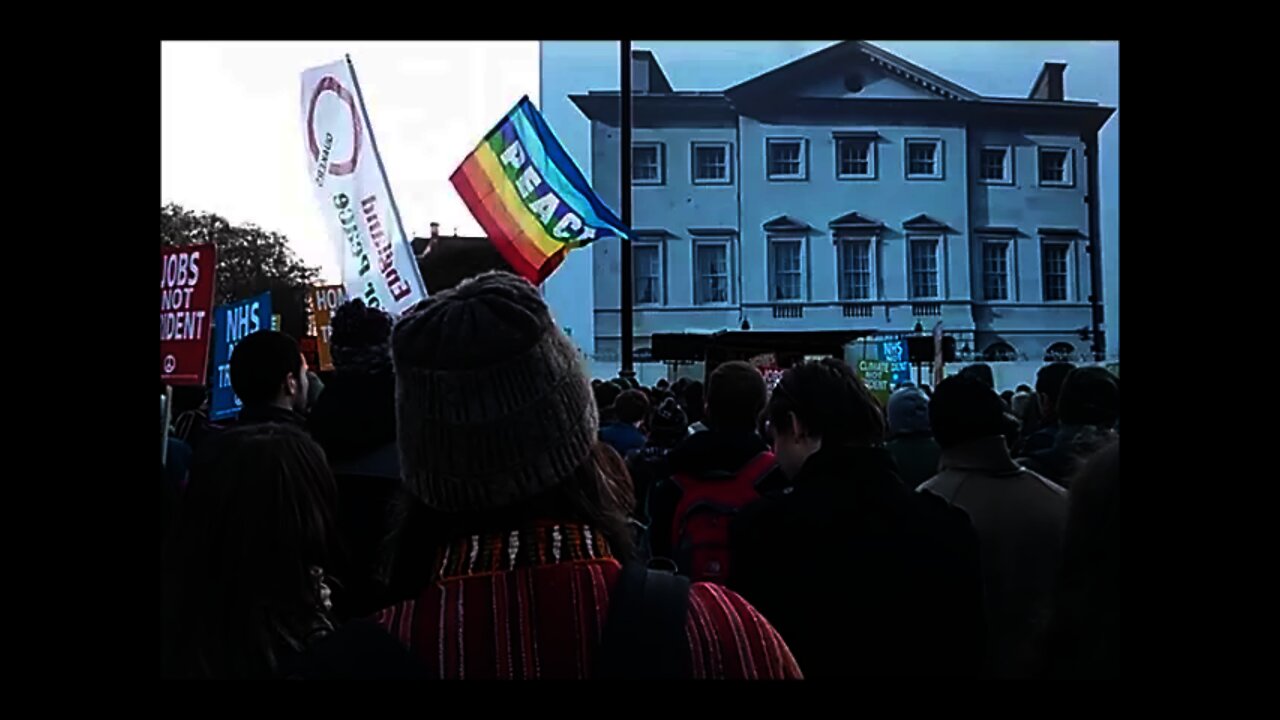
[373,522,802,679]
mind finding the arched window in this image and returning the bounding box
[1045,342,1076,362]
[983,342,1017,362]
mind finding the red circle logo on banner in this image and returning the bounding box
[307,75,363,177]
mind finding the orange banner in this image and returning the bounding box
[308,285,348,371]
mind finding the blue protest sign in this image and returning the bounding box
[210,292,273,421]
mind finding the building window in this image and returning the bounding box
[837,138,875,179]
[692,142,732,185]
[694,241,730,305]
[905,139,943,179]
[1045,342,1076,362]
[633,242,662,305]
[984,342,1018,362]
[838,239,872,300]
[1039,147,1074,187]
[1042,242,1070,301]
[767,138,806,180]
[632,143,663,185]
[769,237,804,302]
[980,146,1011,184]
[910,238,940,298]
[982,241,1010,301]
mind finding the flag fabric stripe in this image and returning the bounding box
[450,165,544,280]
[450,96,629,285]
[467,148,564,257]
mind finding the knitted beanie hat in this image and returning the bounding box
[886,386,931,437]
[391,271,597,512]
[330,299,394,373]
[649,397,689,446]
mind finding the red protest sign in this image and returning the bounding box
[160,244,216,385]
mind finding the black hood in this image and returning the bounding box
[308,370,397,465]
[666,428,769,476]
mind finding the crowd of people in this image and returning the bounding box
[162,269,1123,679]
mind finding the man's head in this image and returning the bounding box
[594,381,622,415]
[613,389,650,426]
[1036,362,1077,419]
[1057,367,1120,429]
[929,375,1020,451]
[655,378,670,393]
[958,363,996,390]
[229,331,308,413]
[706,361,767,432]
[765,358,884,479]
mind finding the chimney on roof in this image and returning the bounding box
[430,222,440,239]
[632,50,673,94]
[1030,62,1067,101]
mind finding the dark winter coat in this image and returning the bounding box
[599,422,647,459]
[886,434,942,490]
[1018,424,1116,489]
[307,370,402,620]
[729,444,987,677]
[647,428,770,562]
[919,435,1068,676]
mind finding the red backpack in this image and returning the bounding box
[670,451,777,583]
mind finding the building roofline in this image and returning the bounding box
[726,41,981,102]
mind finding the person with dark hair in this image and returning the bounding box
[1019,367,1119,488]
[1016,383,1033,395]
[162,423,424,678]
[1000,389,1015,408]
[885,386,942,490]
[172,385,225,449]
[730,358,986,677]
[682,380,706,429]
[625,397,689,559]
[228,330,310,428]
[1022,362,1076,454]
[1010,390,1043,455]
[959,363,996,390]
[600,388,650,457]
[919,375,1068,677]
[594,379,622,425]
[1042,439,1122,676]
[647,361,772,575]
[374,271,801,679]
[306,299,403,619]
[655,378,670,394]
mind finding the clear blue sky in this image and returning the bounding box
[540,41,1119,358]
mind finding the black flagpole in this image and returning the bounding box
[619,40,635,380]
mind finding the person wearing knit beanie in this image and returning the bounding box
[885,387,941,490]
[307,298,403,619]
[373,270,804,679]
[391,271,598,513]
[330,300,394,374]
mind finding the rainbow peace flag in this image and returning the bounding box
[451,96,630,284]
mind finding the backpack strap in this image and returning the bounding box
[737,451,778,488]
[593,562,693,678]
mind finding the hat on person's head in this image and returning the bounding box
[887,386,931,437]
[391,271,597,512]
[930,374,1020,450]
[330,299,394,373]
[1057,367,1120,428]
[648,397,689,446]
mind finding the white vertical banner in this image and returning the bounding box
[301,57,428,316]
